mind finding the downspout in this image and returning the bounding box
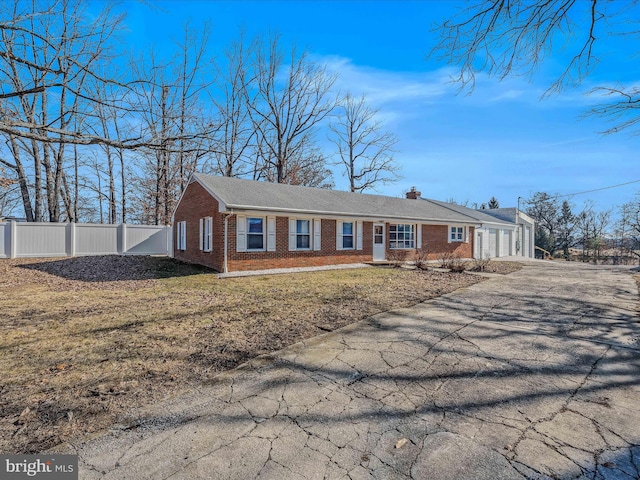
[223,211,233,273]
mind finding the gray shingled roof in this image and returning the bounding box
[192,174,480,224]
[424,199,514,226]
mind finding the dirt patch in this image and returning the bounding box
[467,261,523,275]
[0,256,482,453]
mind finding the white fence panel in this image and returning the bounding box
[0,223,7,258]
[0,222,170,259]
[75,224,119,256]
[125,225,170,255]
[17,222,68,257]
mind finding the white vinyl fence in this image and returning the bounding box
[0,221,172,259]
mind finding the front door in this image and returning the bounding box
[373,223,385,261]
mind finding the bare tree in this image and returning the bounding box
[129,23,214,225]
[329,93,399,193]
[247,33,337,185]
[0,166,20,217]
[616,199,640,264]
[0,0,126,221]
[432,1,640,133]
[578,203,611,264]
[209,33,256,178]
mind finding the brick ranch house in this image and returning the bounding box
[172,174,532,273]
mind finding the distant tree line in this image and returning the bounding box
[524,192,640,265]
[0,0,400,224]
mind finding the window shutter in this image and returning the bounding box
[465,226,470,243]
[236,215,246,252]
[313,218,321,251]
[199,219,204,251]
[267,216,276,251]
[180,221,186,250]
[356,221,363,250]
[416,224,422,249]
[289,218,296,251]
[336,221,343,250]
[447,226,452,244]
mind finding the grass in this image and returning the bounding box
[0,256,484,453]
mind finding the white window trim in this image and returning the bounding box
[449,225,468,243]
[176,221,186,251]
[289,217,320,251]
[336,220,355,251]
[246,216,266,252]
[389,223,416,250]
[204,217,212,252]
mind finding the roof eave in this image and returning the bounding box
[223,204,481,225]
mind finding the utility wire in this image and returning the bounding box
[556,179,640,198]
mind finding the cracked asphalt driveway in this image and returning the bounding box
[70,262,640,479]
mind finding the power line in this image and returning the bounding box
[556,179,640,198]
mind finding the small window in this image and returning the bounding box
[296,219,311,249]
[247,217,265,251]
[389,224,415,249]
[342,222,354,249]
[450,226,465,242]
[204,218,212,252]
[176,221,186,251]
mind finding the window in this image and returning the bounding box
[176,221,186,251]
[289,217,320,251]
[296,219,311,249]
[247,217,265,251]
[450,226,465,242]
[389,224,415,249]
[237,215,274,252]
[199,217,212,252]
[342,222,354,249]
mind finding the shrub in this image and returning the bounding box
[387,249,406,268]
[469,257,491,272]
[439,252,466,272]
[414,248,430,270]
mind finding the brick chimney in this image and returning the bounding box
[406,186,421,200]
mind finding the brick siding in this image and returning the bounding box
[228,217,373,272]
[423,224,474,259]
[173,181,225,272]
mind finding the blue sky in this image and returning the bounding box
[113,0,639,212]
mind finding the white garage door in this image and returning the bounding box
[488,229,498,258]
[501,230,511,256]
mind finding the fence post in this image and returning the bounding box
[167,225,173,257]
[67,222,76,257]
[120,223,127,254]
[9,220,17,259]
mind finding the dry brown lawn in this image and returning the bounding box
[0,256,487,453]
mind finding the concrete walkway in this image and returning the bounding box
[70,262,640,479]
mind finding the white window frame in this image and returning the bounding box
[199,217,213,252]
[204,217,212,252]
[296,219,312,250]
[389,223,415,249]
[449,226,468,243]
[336,221,355,250]
[246,217,266,252]
[176,221,186,251]
[289,217,321,251]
